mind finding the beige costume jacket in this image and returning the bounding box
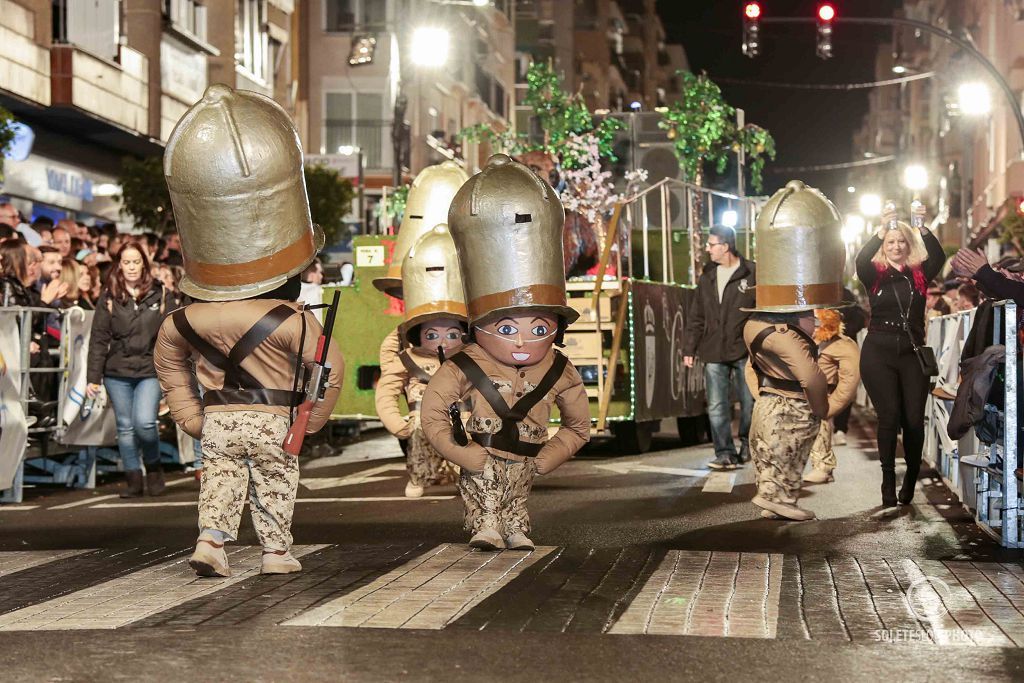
[817,335,860,418]
[375,346,446,440]
[743,320,830,419]
[420,343,590,475]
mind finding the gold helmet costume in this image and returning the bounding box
[372,161,469,298]
[447,153,578,326]
[399,224,468,344]
[742,180,848,313]
[164,84,323,301]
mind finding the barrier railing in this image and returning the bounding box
[924,301,1020,548]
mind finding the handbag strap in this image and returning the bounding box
[890,275,923,353]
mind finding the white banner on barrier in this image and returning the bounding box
[57,308,117,447]
[0,311,28,490]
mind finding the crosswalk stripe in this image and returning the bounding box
[283,543,554,629]
[0,505,39,511]
[49,494,120,510]
[0,545,326,631]
[90,497,455,509]
[702,472,736,493]
[0,550,93,579]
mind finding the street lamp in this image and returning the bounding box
[721,209,738,228]
[411,27,450,68]
[859,193,882,217]
[842,214,865,245]
[903,164,928,191]
[957,82,991,117]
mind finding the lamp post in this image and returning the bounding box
[337,145,366,234]
[957,82,991,246]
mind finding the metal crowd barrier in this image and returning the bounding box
[924,301,1020,548]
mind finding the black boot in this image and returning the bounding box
[120,470,144,498]
[898,465,920,505]
[881,469,897,508]
[146,467,166,496]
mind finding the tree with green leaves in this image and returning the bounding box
[117,156,175,234]
[659,70,776,275]
[0,107,18,182]
[304,164,356,247]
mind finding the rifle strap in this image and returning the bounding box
[398,349,433,384]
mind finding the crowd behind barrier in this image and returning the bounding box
[924,300,1021,548]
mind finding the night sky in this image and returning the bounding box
[655,0,904,208]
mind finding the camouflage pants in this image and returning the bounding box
[458,455,536,536]
[408,418,459,487]
[199,411,298,552]
[750,394,820,505]
[808,420,836,474]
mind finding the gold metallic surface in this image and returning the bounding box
[447,154,577,325]
[164,84,322,301]
[399,224,468,340]
[744,179,846,313]
[372,161,469,297]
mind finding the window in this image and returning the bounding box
[324,91,386,168]
[235,0,269,82]
[166,0,207,41]
[325,0,386,32]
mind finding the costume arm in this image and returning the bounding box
[855,235,882,290]
[744,359,760,398]
[85,293,112,385]
[153,315,204,439]
[300,310,345,434]
[826,339,861,418]
[767,330,830,419]
[420,361,489,472]
[375,357,414,439]
[975,265,1024,307]
[921,230,947,281]
[534,366,591,475]
[378,328,401,366]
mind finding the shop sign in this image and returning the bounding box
[46,168,94,202]
[161,36,208,104]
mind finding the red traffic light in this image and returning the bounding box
[744,2,762,20]
[818,3,836,22]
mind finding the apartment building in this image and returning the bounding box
[0,0,296,227]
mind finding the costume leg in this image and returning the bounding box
[809,420,836,473]
[197,412,251,541]
[243,412,298,552]
[500,458,536,536]
[752,395,820,504]
[406,423,433,487]
[457,456,501,534]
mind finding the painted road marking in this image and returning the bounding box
[0,550,93,579]
[304,432,404,470]
[49,494,120,510]
[594,462,709,478]
[0,505,39,511]
[702,472,736,493]
[300,462,405,491]
[609,551,783,637]
[90,496,455,509]
[283,543,554,629]
[0,545,325,631]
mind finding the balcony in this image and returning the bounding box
[323,119,391,172]
[0,0,51,105]
[50,45,148,136]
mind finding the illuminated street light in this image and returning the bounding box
[842,214,865,245]
[958,82,991,116]
[411,27,450,67]
[847,186,856,193]
[903,164,928,191]
[722,210,738,228]
[859,193,882,217]
[472,0,489,5]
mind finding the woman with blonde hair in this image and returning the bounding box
[56,258,95,310]
[855,203,945,507]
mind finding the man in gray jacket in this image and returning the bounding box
[682,225,757,470]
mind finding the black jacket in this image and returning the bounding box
[682,256,756,363]
[87,284,171,384]
[855,230,946,345]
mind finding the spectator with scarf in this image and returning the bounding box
[855,203,945,508]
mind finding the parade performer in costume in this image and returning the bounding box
[375,225,465,497]
[154,85,344,577]
[802,308,861,485]
[421,154,591,551]
[742,180,844,522]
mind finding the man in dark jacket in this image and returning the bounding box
[683,225,757,470]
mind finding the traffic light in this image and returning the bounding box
[816,3,835,59]
[742,2,761,58]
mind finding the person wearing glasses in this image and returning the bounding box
[682,225,757,470]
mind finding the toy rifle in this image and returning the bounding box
[283,290,341,456]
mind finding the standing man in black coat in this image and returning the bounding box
[683,225,757,470]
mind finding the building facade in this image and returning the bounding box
[0,0,297,227]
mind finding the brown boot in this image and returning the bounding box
[146,467,166,496]
[120,470,144,498]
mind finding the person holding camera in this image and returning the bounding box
[855,202,945,508]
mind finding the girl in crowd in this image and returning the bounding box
[57,258,95,310]
[86,240,172,497]
[855,204,946,508]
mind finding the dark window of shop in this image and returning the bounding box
[325,0,386,32]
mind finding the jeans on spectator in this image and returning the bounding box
[704,359,754,458]
[104,376,162,472]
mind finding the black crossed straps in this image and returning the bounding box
[398,349,433,384]
[449,351,568,458]
[749,323,818,394]
[172,304,304,408]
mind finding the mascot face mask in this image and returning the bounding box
[474,314,558,367]
[417,317,464,356]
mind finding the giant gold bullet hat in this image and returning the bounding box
[448,154,578,325]
[163,84,323,301]
[372,161,469,298]
[742,180,847,313]
[399,224,468,344]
